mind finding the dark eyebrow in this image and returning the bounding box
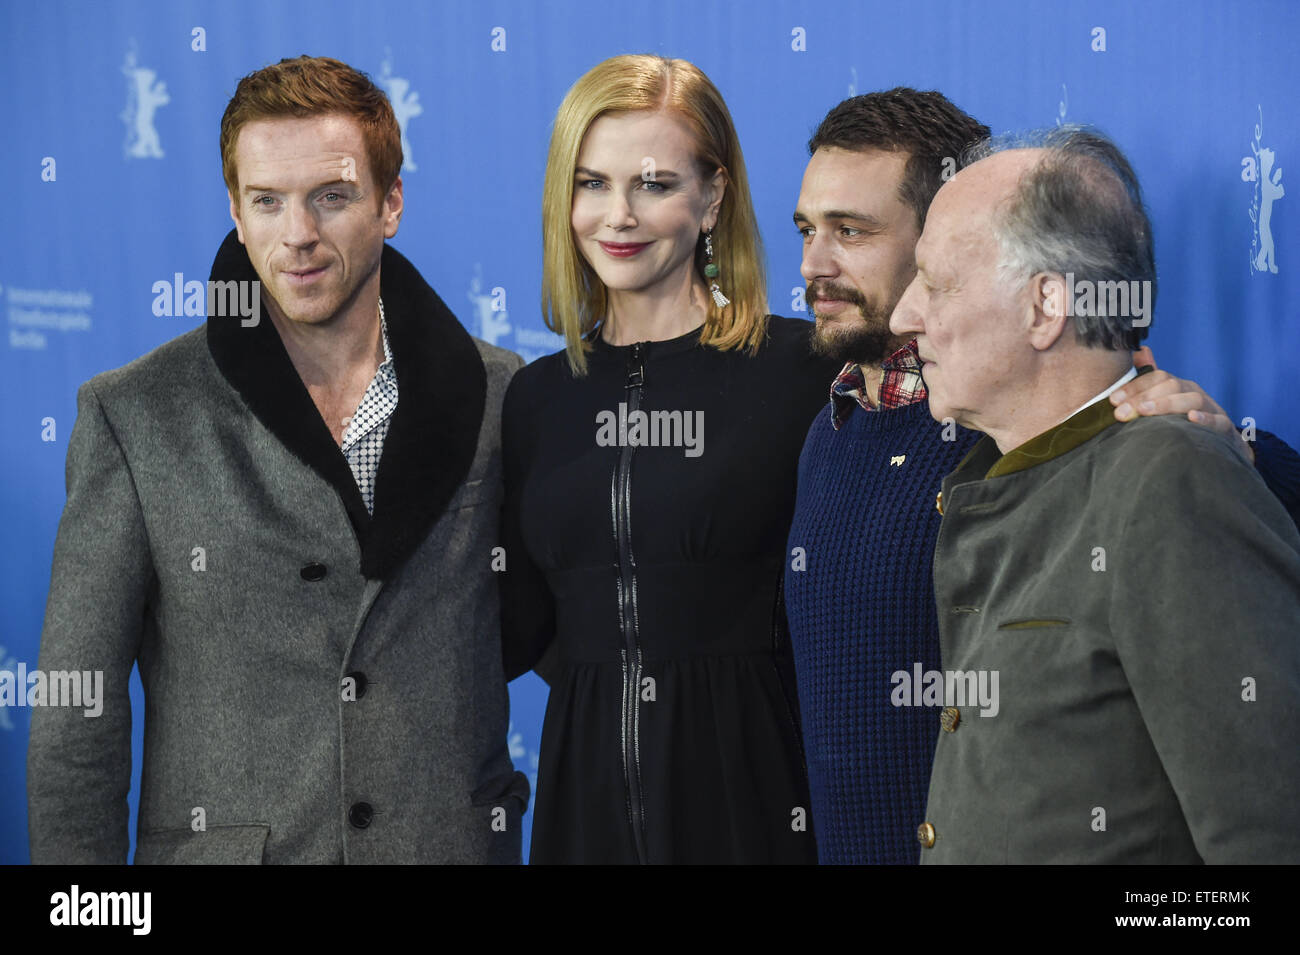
[819,210,888,229]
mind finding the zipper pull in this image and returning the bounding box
[626,342,646,390]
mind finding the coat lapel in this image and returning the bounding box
[205,229,487,581]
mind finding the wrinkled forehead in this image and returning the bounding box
[916,185,989,262]
[234,115,369,190]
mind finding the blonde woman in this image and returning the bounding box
[501,55,837,863]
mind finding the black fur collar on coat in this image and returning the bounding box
[205,228,486,581]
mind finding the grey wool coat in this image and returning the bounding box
[27,230,528,864]
[920,399,1300,863]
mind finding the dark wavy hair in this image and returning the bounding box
[808,87,990,232]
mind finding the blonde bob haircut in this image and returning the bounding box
[541,54,769,376]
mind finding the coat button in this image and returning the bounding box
[917,822,936,848]
[348,802,374,829]
[935,491,944,515]
[345,671,368,699]
[300,562,328,582]
[940,706,961,732]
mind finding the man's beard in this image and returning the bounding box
[808,281,896,366]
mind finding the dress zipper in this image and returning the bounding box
[612,341,649,864]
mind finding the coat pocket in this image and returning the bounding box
[996,617,1072,631]
[134,823,271,865]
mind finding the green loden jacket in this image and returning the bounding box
[920,396,1300,863]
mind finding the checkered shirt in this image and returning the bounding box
[341,299,398,514]
[829,338,927,430]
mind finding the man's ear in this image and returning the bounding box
[382,175,404,239]
[228,192,246,244]
[702,167,726,232]
[1028,271,1070,351]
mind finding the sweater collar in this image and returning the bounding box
[205,228,487,580]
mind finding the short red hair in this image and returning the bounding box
[220,55,402,200]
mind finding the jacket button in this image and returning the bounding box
[935,491,944,515]
[917,822,936,848]
[940,706,961,732]
[348,802,374,829]
[345,671,368,699]
[300,562,328,582]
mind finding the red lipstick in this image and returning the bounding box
[599,241,651,258]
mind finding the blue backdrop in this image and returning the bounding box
[2,0,1296,863]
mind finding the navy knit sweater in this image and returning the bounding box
[784,398,980,865]
[786,397,1300,865]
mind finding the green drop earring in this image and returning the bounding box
[704,229,730,308]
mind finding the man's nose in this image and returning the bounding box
[282,199,320,248]
[890,276,924,337]
[800,229,837,283]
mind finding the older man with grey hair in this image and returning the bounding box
[890,126,1300,863]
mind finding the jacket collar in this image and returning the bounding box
[205,229,486,580]
[948,395,1123,488]
[984,395,1121,480]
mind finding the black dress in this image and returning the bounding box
[501,316,839,863]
